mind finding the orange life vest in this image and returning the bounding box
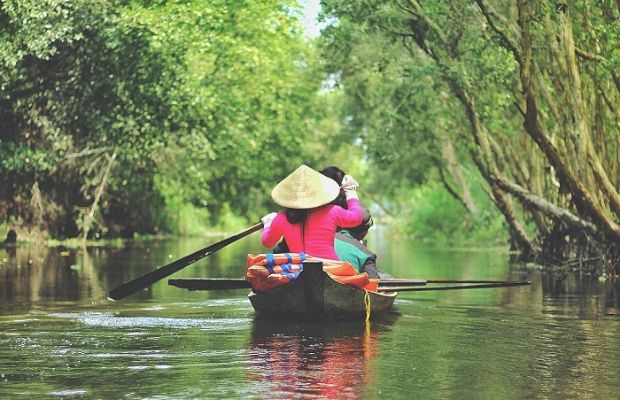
[245,253,377,292]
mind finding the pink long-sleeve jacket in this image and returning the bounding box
[261,198,363,260]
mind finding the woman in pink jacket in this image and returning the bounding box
[261,165,363,260]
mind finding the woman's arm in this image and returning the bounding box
[261,212,285,247]
[333,198,363,228]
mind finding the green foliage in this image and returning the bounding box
[318,0,535,243]
[395,178,507,245]
[0,142,57,173]
[320,0,620,264]
[11,0,614,253]
[0,0,179,155]
[321,25,445,189]
[126,0,330,223]
[0,0,184,237]
[1,0,338,239]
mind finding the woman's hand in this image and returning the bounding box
[261,212,277,228]
[341,175,359,199]
[341,175,359,192]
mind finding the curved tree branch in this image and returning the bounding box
[491,173,599,237]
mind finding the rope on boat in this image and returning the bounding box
[364,310,371,360]
[364,290,371,323]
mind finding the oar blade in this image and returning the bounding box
[107,222,262,301]
[107,248,212,301]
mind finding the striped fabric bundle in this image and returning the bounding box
[246,253,377,292]
[246,253,306,292]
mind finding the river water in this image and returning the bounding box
[1,230,619,399]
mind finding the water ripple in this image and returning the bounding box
[49,312,251,330]
[48,389,87,397]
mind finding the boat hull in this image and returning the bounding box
[248,261,397,320]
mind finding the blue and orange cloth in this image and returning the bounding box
[246,253,378,292]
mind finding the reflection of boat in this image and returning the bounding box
[246,315,398,398]
[169,262,398,320]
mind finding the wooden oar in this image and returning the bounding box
[379,279,427,286]
[379,278,526,286]
[378,280,531,292]
[166,277,531,292]
[107,222,263,301]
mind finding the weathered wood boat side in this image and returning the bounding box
[168,261,397,320]
[247,261,397,319]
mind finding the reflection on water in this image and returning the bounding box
[540,273,620,317]
[1,235,620,398]
[246,316,398,399]
[0,236,263,309]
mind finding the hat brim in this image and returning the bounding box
[271,165,340,209]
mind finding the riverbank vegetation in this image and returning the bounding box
[320,0,619,275]
[1,0,338,239]
[1,1,618,275]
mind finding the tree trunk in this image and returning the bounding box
[517,0,620,239]
[440,136,477,215]
[81,151,117,243]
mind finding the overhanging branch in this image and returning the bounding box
[491,173,600,237]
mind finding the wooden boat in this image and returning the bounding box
[169,261,397,320]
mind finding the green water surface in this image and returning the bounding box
[1,230,619,399]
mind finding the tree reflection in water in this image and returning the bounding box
[246,315,399,399]
[0,245,109,308]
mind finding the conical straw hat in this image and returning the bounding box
[271,165,340,209]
